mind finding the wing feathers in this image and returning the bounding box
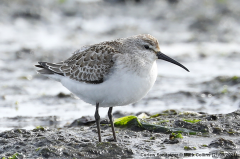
[36,45,118,84]
[36,62,64,76]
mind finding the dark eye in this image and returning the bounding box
[144,45,150,49]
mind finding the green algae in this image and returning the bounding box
[171,133,183,139]
[228,129,236,135]
[221,85,228,94]
[150,113,169,118]
[184,146,196,150]
[114,116,142,128]
[4,153,20,159]
[150,110,178,118]
[35,147,41,151]
[149,136,155,140]
[231,76,239,81]
[33,126,45,131]
[216,76,240,85]
[189,132,197,135]
[183,119,201,123]
[150,114,160,118]
[113,115,207,135]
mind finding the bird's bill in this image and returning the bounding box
[157,52,189,72]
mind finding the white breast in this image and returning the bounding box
[60,61,158,107]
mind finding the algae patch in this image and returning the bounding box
[3,153,20,159]
[183,119,201,123]
[184,146,196,150]
[114,116,142,128]
[33,126,45,131]
[231,76,239,81]
[221,85,228,94]
[113,115,206,135]
[150,114,161,118]
[170,133,183,139]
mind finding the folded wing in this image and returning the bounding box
[36,45,117,84]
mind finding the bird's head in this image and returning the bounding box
[124,34,189,72]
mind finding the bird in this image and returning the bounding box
[35,34,189,142]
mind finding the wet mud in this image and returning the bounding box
[1,110,240,158]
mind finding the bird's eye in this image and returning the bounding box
[144,45,150,49]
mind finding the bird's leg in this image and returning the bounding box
[95,103,101,142]
[108,107,117,142]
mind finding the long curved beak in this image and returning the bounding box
[157,52,189,72]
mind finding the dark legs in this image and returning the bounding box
[108,107,117,142]
[95,104,117,142]
[95,103,101,142]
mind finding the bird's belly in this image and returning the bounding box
[61,62,157,107]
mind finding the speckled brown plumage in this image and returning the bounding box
[37,44,120,84]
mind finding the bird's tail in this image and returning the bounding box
[35,62,64,76]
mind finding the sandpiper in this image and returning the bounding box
[35,34,189,142]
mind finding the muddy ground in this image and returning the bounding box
[1,110,240,158]
[0,0,240,158]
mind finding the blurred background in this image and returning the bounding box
[0,0,240,130]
